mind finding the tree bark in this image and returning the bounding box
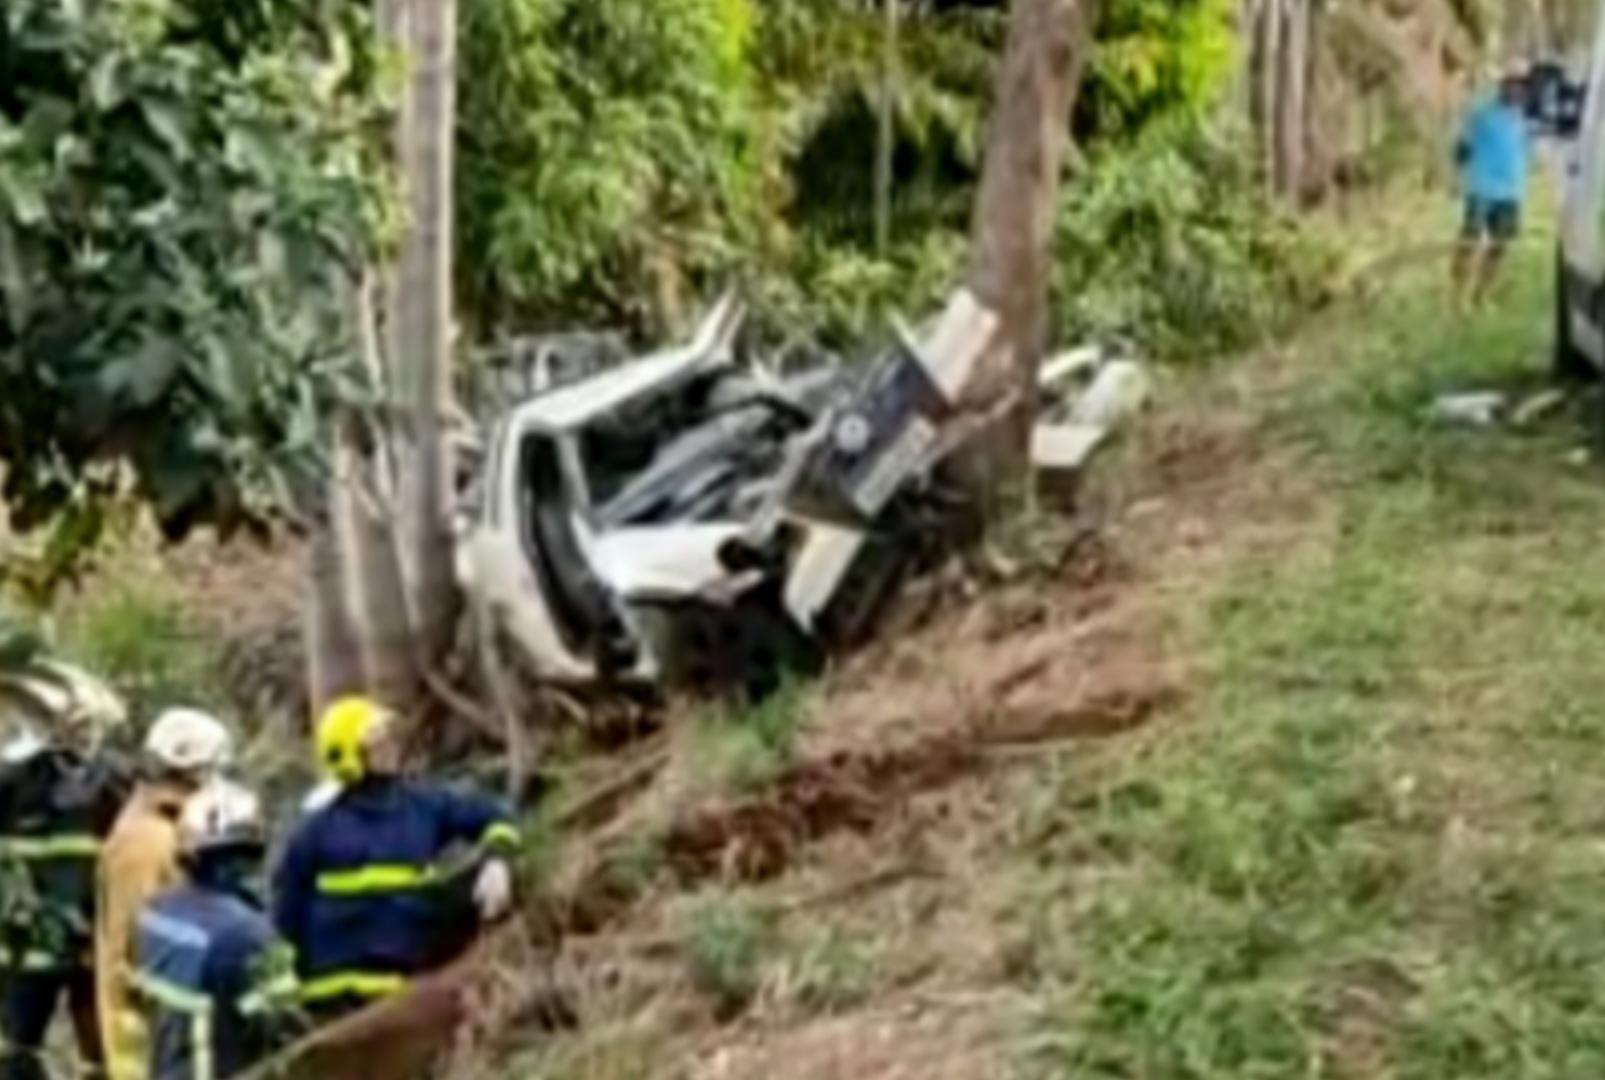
[338,430,421,707]
[954,0,1098,504]
[1259,0,1283,191]
[396,0,460,671]
[304,486,365,715]
[875,0,900,255]
[1274,0,1309,199]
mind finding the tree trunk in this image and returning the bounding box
[343,268,421,707]
[954,0,1098,504]
[304,486,365,714]
[1259,0,1283,190]
[339,428,421,706]
[874,0,900,255]
[396,0,460,670]
[1274,0,1309,199]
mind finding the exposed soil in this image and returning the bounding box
[661,650,1180,884]
[287,369,1314,1078]
[549,391,1289,943]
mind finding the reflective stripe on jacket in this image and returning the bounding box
[134,884,283,1080]
[271,778,517,1005]
[0,747,129,971]
[98,784,187,1080]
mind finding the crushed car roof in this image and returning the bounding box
[511,293,744,435]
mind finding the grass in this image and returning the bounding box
[683,677,809,796]
[676,888,778,1017]
[494,198,1605,1080]
[1010,217,1605,1077]
[48,574,229,726]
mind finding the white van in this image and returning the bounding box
[1552,39,1603,376]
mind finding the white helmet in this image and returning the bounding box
[144,708,233,774]
[179,779,265,857]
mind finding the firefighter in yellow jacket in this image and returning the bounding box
[95,710,232,1080]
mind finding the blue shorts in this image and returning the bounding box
[1462,197,1520,242]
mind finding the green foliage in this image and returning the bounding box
[752,227,967,346]
[457,0,759,331]
[676,889,775,1016]
[1081,0,1238,139]
[1014,219,1605,1079]
[754,0,1001,248]
[53,577,225,722]
[0,606,44,670]
[0,0,386,562]
[687,678,807,795]
[1054,118,1334,361]
[777,924,874,1015]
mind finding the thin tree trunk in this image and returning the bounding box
[305,487,364,714]
[953,0,1099,506]
[875,0,900,255]
[1236,0,1263,128]
[380,0,411,394]
[1259,0,1282,190]
[342,269,421,707]
[396,0,460,669]
[1275,0,1308,198]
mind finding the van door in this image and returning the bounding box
[1561,0,1605,361]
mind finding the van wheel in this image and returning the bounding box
[1555,254,1596,384]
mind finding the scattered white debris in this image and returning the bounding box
[1072,359,1152,429]
[1031,423,1108,471]
[1038,345,1105,389]
[1512,388,1568,427]
[1032,352,1152,474]
[1429,391,1506,427]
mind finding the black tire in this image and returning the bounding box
[1555,250,1597,384]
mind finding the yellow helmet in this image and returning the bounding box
[316,696,390,784]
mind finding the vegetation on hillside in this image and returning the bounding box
[1020,212,1605,1079]
[0,0,387,570]
[457,0,1328,349]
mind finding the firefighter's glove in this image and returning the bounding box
[473,858,514,923]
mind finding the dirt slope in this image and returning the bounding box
[467,201,1603,1080]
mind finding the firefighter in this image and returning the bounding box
[0,666,131,1080]
[272,697,519,1019]
[133,780,297,1080]
[97,711,233,1080]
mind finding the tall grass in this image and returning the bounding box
[1013,222,1605,1077]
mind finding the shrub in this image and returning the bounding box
[55,581,226,724]
[677,890,775,1017]
[1054,117,1336,361]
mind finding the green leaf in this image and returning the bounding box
[0,167,48,227]
[89,53,129,111]
[0,220,33,331]
[140,99,192,161]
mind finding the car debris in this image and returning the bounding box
[1510,387,1567,428]
[460,291,1142,696]
[1429,391,1507,427]
[1032,344,1151,475]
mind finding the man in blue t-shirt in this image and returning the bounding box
[1454,69,1531,307]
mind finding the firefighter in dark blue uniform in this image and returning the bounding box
[272,697,518,1019]
[132,781,296,1080]
[0,665,131,1080]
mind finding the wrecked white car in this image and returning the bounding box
[461,292,1002,694]
[461,288,1147,696]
